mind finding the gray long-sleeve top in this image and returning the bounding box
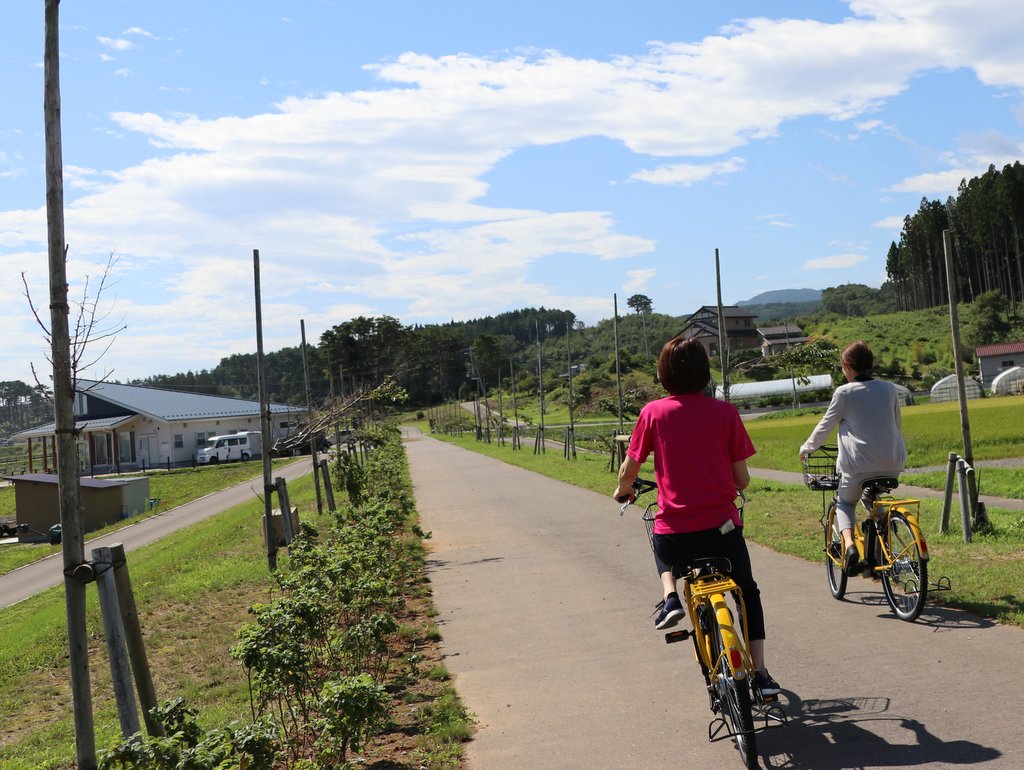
[800,378,907,475]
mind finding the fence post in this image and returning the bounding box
[92,546,141,738]
[108,544,163,737]
[956,458,972,543]
[940,452,957,534]
[319,459,336,513]
[275,477,295,546]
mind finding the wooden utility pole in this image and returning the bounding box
[534,319,546,454]
[942,230,979,519]
[301,320,324,514]
[715,248,730,402]
[613,294,624,435]
[253,249,277,571]
[44,1,96,765]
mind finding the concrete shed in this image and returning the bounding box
[929,374,984,403]
[3,474,151,542]
[990,366,1024,396]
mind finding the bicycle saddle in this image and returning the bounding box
[861,477,899,492]
[688,556,733,577]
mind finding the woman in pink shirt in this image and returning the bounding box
[614,336,780,697]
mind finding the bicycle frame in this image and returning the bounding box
[682,571,751,681]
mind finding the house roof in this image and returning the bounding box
[683,305,757,324]
[14,379,302,439]
[16,415,136,440]
[76,379,298,421]
[757,325,806,338]
[3,473,130,489]
[975,341,1024,358]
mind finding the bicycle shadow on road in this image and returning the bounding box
[832,586,997,632]
[757,690,1000,769]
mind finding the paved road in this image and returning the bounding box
[0,460,311,609]
[406,430,1020,770]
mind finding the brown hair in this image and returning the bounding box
[841,340,874,375]
[657,336,711,395]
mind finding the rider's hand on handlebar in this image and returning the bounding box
[613,485,636,504]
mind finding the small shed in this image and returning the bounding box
[975,341,1024,388]
[3,474,151,542]
[929,374,984,403]
[990,366,1024,396]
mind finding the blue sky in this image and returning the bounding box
[3,1,1024,385]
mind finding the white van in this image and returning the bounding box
[197,432,263,464]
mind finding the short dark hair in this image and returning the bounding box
[657,336,711,395]
[841,340,873,374]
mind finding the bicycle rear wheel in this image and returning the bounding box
[707,608,758,769]
[882,511,928,621]
[825,502,847,599]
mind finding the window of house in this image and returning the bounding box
[119,431,136,463]
[1001,359,1016,367]
[174,434,184,449]
[94,434,111,465]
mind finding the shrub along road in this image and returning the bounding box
[406,429,1020,770]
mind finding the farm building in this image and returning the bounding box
[757,324,808,356]
[990,366,1024,396]
[14,379,304,474]
[975,341,1024,389]
[679,306,761,358]
[930,374,984,403]
[716,374,833,402]
[3,473,150,541]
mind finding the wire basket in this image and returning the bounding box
[642,506,656,551]
[803,446,839,491]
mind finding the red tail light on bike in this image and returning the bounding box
[729,649,743,672]
[919,539,929,557]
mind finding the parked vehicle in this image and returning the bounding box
[196,432,263,464]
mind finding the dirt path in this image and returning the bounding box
[406,429,1020,770]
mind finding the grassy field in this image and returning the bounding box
[422,416,1024,629]
[0,459,303,576]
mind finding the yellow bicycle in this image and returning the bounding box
[803,446,946,621]
[621,479,785,768]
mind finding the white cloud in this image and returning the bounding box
[123,27,157,39]
[115,69,133,78]
[623,269,656,293]
[803,253,870,270]
[630,157,746,186]
[873,215,906,229]
[98,37,137,52]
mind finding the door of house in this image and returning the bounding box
[138,434,157,467]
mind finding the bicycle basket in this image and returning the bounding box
[803,446,839,491]
[642,506,656,551]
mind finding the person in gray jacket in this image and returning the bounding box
[799,341,906,576]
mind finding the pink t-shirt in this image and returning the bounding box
[627,393,755,534]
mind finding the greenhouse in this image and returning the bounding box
[990,366,1024,396]
[929,373,984,403]
[716,374,833,401]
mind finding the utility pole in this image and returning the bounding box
[715,248,730,402]
[942,229,980,522]
[253,249,276,571]
[613,294,624,435]
[44,1,96,765]
[301,320,323,514]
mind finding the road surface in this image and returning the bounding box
[406,429,1019,770]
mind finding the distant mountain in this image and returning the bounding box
[737,288,822,305]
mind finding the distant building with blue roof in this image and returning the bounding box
[15,379,304,473]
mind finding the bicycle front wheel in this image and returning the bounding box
[825,502,847,599]
[882,511,928,621]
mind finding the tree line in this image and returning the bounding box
[887,161,1024,312]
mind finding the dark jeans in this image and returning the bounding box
[652,526,766,641]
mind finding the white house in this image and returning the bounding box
[15,379,304,473]
[975,341,1024,389]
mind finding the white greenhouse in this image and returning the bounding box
[930,373,984,403]
[717,374,833,401]
[990,366,1024,396]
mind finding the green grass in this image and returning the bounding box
[0,459,303,576]
[744,394,1024,471]
[426,427,1024,629]
[903,466,1024,499]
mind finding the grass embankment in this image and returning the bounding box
[0,440,470,770]
[424,396,1024,628]
[0,460,301,576]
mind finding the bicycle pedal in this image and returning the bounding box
[664,629,691,644]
